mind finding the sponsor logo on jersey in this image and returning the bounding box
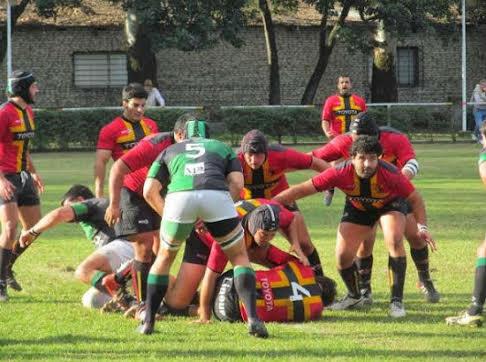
[13,131,35,140]
[137,219,149,225]
[14,119,22,125]
[335,109,360,116]
[260,277,274,311]
[184,162,205,176]
[121,129,131,135]
[217,277,232,317]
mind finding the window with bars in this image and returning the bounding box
[396,47,419,87]
[73,52,127,88]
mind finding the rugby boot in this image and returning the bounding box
[0,280,8,302]
[328,294,365,311]
[136,321,155,335]
[248,319,269,338]
[323,189,335,207]
[446,311,483,327]
[417,280,440,303]
[360,288,373,306]
[389,301,406,318]
[6,269,22,292]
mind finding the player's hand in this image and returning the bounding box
[105,204,121,226]
[0,175,16,200]
[419,229,437,252]
[31,172,45,194]
[19,229,36,248]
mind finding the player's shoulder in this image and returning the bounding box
[146,131,173,145]
[332,133,353,146]
[100,116,123,131]
[378,159,400,174]
[334,159,352,171]
[379,126,406,136]
[268,143,289,154]
[0,101,15,116]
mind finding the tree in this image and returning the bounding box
[109,0,248,84]
[0,0,82,65]
[300,0,458,104]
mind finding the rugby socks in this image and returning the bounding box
[8,240,28,269]
[90,271,109,295]
[132,260,151,302]
[114,260,133,285]
[144,274,169,325]
[307,248,324,277]
[410,246,431,283]
[338,264,360,298]
[468,257,486,316]
[355,254,373,293]
[0,247,13,281]
[388,256,407,302]
[234,266,258,321]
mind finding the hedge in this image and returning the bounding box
[30,105,471,151]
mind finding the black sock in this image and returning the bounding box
[114,260,133,284]
[144,274,169,325]
[339,264,360,298]
[468,258,486,315]
[90,271,109,294]
[388,256,407,303]
[307,248,324,277]
[355,254,373,292]
[9,240,29,267]
[0,248,13,280]
[410,246,431,283]
[132,260,152,302]
[233,266,258,321]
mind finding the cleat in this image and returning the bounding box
[361,288,373,306]
[248,319,269,338]
[323,189,334,207]
[136,321,155,335]
[101,273,121,298]
[446,311,483,327]
[389,300,406,318]
[328,294,365,311]
[0,280,8,302]
[6,272,22,292]
[100,299,125,314]
[418,280,440,303]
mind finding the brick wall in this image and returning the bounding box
[0,24,485,108]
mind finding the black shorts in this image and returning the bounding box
[212,270,242,322]
[283,201,300,212]
[0,171,40,207]
[341,199,408,227]
[182,229,210,265]
[114,187,161,237]
[405,200,413,215]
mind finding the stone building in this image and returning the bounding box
[0,3,485,108]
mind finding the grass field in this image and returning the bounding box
[1,144,486,361]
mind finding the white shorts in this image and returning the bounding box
[97,239,134,271]
[163,190,237,223]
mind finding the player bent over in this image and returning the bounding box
[18,185,134,308]
[446,123,486,327]
[274,136,435,318]
[140,120,268,337]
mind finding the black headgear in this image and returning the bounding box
[247,204,279,236]
[349,112,379,136]
[241,129,268,154]
[7,70,36,104]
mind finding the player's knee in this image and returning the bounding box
[74,264,89,284]
[477,240,486,257]
[387,237,405,254]
[81,288,111,309]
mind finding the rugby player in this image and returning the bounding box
[274,136,435,318]
[140,120,268,337]
[18,185,134,308]
[214,261,334,323]
[311,112,440,304]
[103,114,191,304]
[445,122,486,327]
[238,129,330,279]
[0,70,43,301]
[95,83,158,198]
[321,75,367,139]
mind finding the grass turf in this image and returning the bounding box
[1,143,486,361]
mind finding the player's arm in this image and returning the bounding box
[142,157,168,216]
[479,158,486,187]
[407,190,436,251]
[280,212,309,266]
[310,156,331,173]
[226,171,244,201]
[273,179,318,207]
[321,119,335,139]
[26,152,44,193]
[396,136,419,180]
[94,149,112,198]
[19,205,75,247]
[105,159,130,226]
[197,267,221,323]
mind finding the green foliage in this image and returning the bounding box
[34,0,82,17]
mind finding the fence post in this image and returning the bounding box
[386,105,391,127]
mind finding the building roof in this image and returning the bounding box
[0,1,360,28]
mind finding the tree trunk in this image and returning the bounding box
[125,8,157,85]
[371,21,397,102]
[259,0,280,105]
[0,0,31,65]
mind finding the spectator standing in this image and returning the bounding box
[144,79,165,107]
[471,80,486,142]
